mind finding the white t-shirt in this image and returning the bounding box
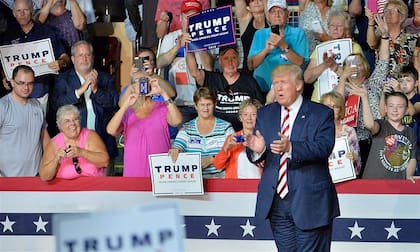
[159,30,197,106]
[237,151,261,179]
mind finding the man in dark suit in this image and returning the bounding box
[51,40,119,175]
[246,64,340,251]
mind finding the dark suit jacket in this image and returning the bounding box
[51,69,119,158]
[249,98,340,230]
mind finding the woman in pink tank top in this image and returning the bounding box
[39,105,109,181]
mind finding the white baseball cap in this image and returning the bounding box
[267,0,288,10]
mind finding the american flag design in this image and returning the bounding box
[1,178,419,251]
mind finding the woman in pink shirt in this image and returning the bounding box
[39,105,109,181]
[107,78,182,177]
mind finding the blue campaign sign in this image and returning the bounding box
[186,6,236,52]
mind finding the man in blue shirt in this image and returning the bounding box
[247,0,309,93]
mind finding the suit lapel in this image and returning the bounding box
[290,99,310,141]
[69,69,82,90]
[270,103,282,141]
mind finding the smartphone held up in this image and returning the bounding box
[271,24,280,35]
[139,77,149,95]
[134,56,150,72]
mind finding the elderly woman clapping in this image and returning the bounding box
[303,10,364,103]
[39,105,109,181]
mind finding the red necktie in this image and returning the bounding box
[277,107,290,198]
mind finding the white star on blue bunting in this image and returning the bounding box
[348,221,365,239]
[1,216,16,232]
[240,219,256,237]
[385,221,401,240]
[33,216,48,233]
[205,218,221,237]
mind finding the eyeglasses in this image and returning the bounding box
[14,81,34,87]
[74,53,92,58]
[328,24,345,29]
[72,157,82,174]
[62,118,81,126]
[384,8,401,14]
[269,9,286,16]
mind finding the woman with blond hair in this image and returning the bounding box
[366,0,418,77]
[321,91,362,176]
[214,99,263,178]
[107,78,182,177]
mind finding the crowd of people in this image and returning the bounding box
[1,0,420,180]
[3,0,420,250]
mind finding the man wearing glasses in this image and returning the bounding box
[0,65,50,176]
[247,0,310,94]
[51,40,119,176]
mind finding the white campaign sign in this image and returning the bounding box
[149,153,204,196]
[316,38,352,100]
[0,38,57,80]
[53,203,184,252]
[328,137,357,183]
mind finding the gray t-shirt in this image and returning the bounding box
[363,119,416,179]
[0,94,45,176]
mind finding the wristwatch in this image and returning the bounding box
[164,98,174,106]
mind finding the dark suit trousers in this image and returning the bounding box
[269,194,333,252]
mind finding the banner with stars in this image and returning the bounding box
[0,177,420,251]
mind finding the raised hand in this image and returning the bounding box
[245,130,266,154]
[374,14,388,36]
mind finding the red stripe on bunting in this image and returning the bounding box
[0,177,419,194]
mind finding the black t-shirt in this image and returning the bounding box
[203,71,264,131]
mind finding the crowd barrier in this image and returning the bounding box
[0,177,419,252]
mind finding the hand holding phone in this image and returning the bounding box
[134,57,144,72]
[367,0,378,14]
[271,25,280,35]
[234,135,245,143]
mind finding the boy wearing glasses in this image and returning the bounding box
[0,65,50,176]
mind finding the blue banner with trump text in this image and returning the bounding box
[186,6,236,52]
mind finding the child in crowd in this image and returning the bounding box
[399,66,420,176]
[381,65,420,124]
[351,84,417,181]
[381,65,420,176]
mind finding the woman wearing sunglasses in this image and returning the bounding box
[39,105,109,181]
